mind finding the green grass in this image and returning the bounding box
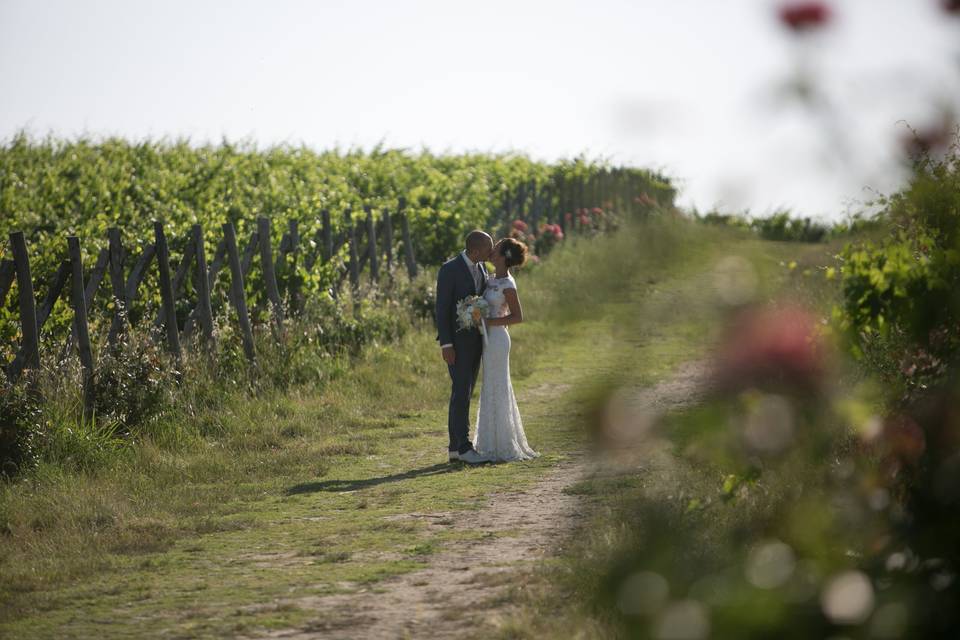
[0,217,802,638]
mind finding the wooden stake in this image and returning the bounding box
[399,200,418,279]
[154,221,182,361]
[107,228,127,346]
[366,206,379,284]
[223,222,256,363]
[257,216,284,331]
[8,231,39,382]
[191,224,215,345]
[68,236,95,420]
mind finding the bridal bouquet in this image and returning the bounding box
[456,295,490,345]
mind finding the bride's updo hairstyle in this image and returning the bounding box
[499,238,528,268]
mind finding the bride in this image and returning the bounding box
[473,238,539,462]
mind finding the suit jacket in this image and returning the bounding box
[435,253,487,346]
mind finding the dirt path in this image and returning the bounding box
[251,360,711,640]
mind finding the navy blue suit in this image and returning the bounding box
[435,254,487,454]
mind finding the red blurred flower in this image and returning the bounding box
[579,214,591,226]
[564,213,573,223]
[591,207,604,216]
[901,116,955,159]
[714,304,827,394]
[539,223,564,240]
[512,219,528,232]
[883,414,926,465]
[778,2,832,31]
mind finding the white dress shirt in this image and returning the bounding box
[440,251,482,349]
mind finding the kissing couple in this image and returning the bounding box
[435,230,539,465]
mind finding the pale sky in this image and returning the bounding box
[1,0,958,220]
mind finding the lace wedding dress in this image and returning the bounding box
[473,274,539,462]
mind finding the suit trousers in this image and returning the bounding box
[447,330,483,454]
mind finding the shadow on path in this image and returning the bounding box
[285,462,461,495]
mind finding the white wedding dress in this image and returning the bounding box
[473,274,539,462]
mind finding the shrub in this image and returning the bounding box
[0,382,42,477]
[93,334,176,435]
[835,134,960,400]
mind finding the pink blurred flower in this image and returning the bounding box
[512,219,528,232]
[778,2,832,32]
[591,207,604,216]
[714,304,827,394]
[540,223,564,240]
[579,214,591,226]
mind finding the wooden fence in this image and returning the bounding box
[1,169,664,416]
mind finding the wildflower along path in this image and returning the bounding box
[0,223,802,639]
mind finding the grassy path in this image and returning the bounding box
[1,221,817,639]
[0,317,621,639]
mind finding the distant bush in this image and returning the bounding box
[751,211,829,242]
[693,209,830,242]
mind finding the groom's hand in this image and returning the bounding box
[442,346,456,365]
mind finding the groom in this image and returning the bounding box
[435,230,494,464]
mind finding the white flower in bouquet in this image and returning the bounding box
[456,295,490,345]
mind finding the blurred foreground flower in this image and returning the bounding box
[943,0,960,15]
[900,114,956,160]
[778,2,832,32]
[714,304,827,395]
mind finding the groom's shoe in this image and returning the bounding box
[458,449,491,465]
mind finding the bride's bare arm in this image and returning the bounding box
[485,289,523,327]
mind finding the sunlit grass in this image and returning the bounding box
[0,217,831,638]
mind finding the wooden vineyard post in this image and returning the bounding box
[67,236,95,420]
[382,207,394,277]
[558,179,569,236]
[399,199,418,280]
[257,216,285,333]
[365,206,379,284]
[8,260,69,380]
[192,225,215,346]
[153,221,182,362]
[35,262,70,331]
[60,247,109,362]
[223,222,255,363]
[322,209,333,264]
[346,210,359,293]
[530,183,542,231]
[577,178,586,225]
[153,230,194,329]
[286,219,301,314]
[240,229,259,277]
[122,243,156,309]
[8,231,39,382]
[107,228,127,346]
